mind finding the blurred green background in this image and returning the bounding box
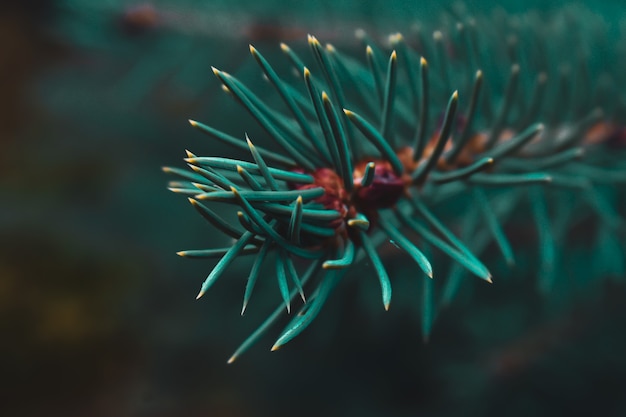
[2,1,626,416]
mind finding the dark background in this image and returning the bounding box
[2,1,626,416]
